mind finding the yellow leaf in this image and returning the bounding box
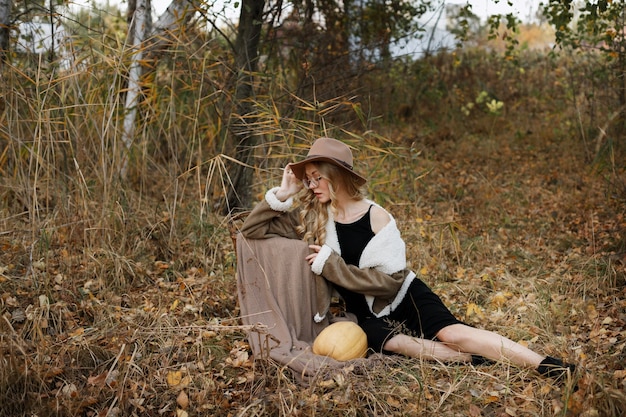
[420,266,429,275]
[179,376,192,387]
[491,291,513,308]
[69,327,85,338]
[586,304,598,320]
[540,384,552,394]
[466,303,485,319]
[167,371,183,387]
[155,261,170,270]
[456,267,466,279]
[170,299,180,311]
[484,395,499,404]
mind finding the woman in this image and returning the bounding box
[241,137,575,382]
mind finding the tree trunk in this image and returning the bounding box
[225,0,266,213]
[0,0,11,65]
[119,0,196,179]
[120,0,150,179]
[148,0,195,56]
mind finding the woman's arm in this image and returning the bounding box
[240,189,302,239]
[241,165,304,239]
[323,252,407,299]
[306,246,407,299]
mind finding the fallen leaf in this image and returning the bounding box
[317,379,335,388]
[456,267,466,279]
[107,406,120,417]
[586,304,598,320]
[155,261,170,270]
[39,294,49,307]
[505,407,517,416]
[491,291,513,308]
[614,369,626,379]
[61,383,78,398]
[468,404,482,417]
[177,390,189,409]
[385,396,401,408]
[167,371,183,387]
[466,303,485,320]
[87,372,107,387]
[540,384,552,395]
[69,327,85,338]
[106,370,119,387]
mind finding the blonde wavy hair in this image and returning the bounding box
[295,162,366,244]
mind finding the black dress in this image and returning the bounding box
[334,205,462,353]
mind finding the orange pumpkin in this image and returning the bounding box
[312,321,368,361]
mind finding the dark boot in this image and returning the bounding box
[471,355,496,366]
[537,356,577,385]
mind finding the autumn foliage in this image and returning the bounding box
[1,23,626,417]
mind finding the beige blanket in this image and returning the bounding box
[236,235,353,381]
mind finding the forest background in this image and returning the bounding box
[0,0,625,416]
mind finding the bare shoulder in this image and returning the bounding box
[370,205,391,234]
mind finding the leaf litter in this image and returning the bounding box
[1,126,625,416]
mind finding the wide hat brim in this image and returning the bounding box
[289,138,367,186]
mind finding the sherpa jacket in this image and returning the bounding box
[241,187,417,322]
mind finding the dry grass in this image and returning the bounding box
[1,36,625,417]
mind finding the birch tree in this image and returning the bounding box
[120,0,197,178]
[0,0,10,65]
[149,0,195,54]
[120,0,150,178]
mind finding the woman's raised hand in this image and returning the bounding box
[275,164,302,201]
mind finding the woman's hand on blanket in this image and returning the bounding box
[275,164,303,201]
[306,244,322,266]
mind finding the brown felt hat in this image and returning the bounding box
[289,137,367,186]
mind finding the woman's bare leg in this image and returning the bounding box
[384,325,575,382]
[435,324,544,368]
[383,334,472,362]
